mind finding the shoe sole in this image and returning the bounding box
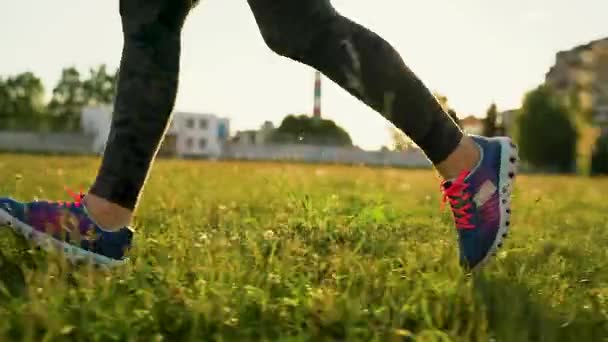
[0,208,126,268]
[471,137,519,271]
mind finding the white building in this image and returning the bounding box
[459,115,484,135]
[81,106,230,157]
[231,121,275,146]
[163,111,230,157]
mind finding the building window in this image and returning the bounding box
[199,138,207,149]
[186,118,194,129]
[199,119,208,130]
[218,122,227,140]
[186,137,194,150]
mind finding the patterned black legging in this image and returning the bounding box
[90,0,463,210]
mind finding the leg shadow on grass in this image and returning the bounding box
[473,249,608,341]
[0,249,27,301]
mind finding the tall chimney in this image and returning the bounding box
[313,70,322,119]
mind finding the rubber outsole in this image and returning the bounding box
[470,137,519,271]
[0,208,127,268]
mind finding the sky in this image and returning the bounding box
[1,0,606,150]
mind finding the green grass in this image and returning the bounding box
[0,153,607,341]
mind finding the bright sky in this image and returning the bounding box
[1,0,606,150]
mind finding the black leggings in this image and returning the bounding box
[90,0,463,210]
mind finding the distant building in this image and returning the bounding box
[231,121,275,146]
[160,112,230,158]
[313,70,322,119]
[81,106,230,158]
[545,37,608,127]
[496,109,518,137]
[459,115,484,135]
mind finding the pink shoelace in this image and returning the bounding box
[441,171,475,230]
[54,186,85,208]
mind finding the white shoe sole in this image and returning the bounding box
[0,208,126,268]
[471,137,519,271]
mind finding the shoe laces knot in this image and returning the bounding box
[54,186,85,208]
[441,171,475,230]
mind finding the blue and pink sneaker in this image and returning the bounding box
[0,188,133,267]
[441,135,519,271]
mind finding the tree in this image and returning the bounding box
[0,65,117,132]
[0,78,11,129]
[591,132,608,175]
[516,85,578,172]
[47,67,86,131]
[46,65,118,131]
[269,114,352,146]
[0,72,46,130]
[82,64,117,105]
[483,103,498,137]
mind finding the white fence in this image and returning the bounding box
[221,143,432,168]
[0,132,432,168]
[0,131,94,154]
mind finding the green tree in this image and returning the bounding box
[483,103,498,137]
[46,65,118,131]
[47,67,86,131]
[516,85,578,172]
[269,114,352,146]
[590,132,608,175]
[0,72,46,130]
[82,64,117,105]
[0,78,10,129]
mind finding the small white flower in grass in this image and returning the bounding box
[225,318,239,326]
[263,230,276,240]
[197,233,209,244]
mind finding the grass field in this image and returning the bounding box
[0,153,607,341]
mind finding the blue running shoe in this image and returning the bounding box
[0,188,133,267]
[441,135,519,270]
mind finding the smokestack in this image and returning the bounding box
[313,70,322,119]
